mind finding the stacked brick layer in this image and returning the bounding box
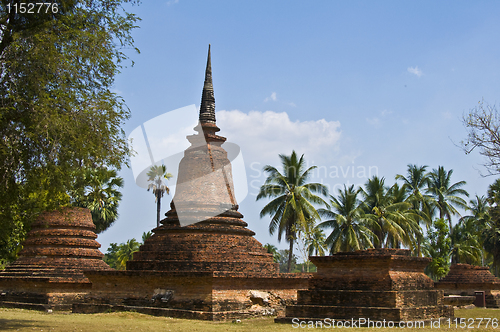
[277,249,453,323]
[127,128,278,274]
[0,207,111,309]
[436,263,500,308]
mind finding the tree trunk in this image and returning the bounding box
[287,239,294,273]
[156,191,161,228]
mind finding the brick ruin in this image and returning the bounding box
[436,263,500,308]
[73,45,310,320]
[276,249,453,323]
[0,207,112,310]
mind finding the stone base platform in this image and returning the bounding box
[276,249,453,323]
[436,264,500,308]
[0,208,112,311]
[72,270,311,321]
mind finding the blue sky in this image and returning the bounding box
[98,1,500,257]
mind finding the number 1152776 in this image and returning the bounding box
[6,2,59,14]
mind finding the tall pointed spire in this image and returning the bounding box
[199,44,216,125]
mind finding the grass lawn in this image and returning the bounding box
[1,308,500,331]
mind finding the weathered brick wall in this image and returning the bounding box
[276,249,453,323]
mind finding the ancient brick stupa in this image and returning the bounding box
[74,46,309,320]
[0,207,112,310]
[127,44,277,274]
[276,249,453,324]
[436,263,500,307]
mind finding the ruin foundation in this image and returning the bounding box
[276,249,453,324]
[436,263,500,308]
[0,207,112,311]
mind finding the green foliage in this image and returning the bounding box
[423,219,451,280]
[256,151,328,272]
[277,249,297,273]
[0,0,140,261]
[263,243,280,263]
[361,177,420,251]
[319,185,377,253]
[104,238,141,270]
[142,231,153,243]
[426,166,469,232]
[147,164,173,227]
[71,167,124,233]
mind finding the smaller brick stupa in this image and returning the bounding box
[436,263,500,308]
[276,249,453,324]
[0,207,112,310]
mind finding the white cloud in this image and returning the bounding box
[167,0,179,5]
[381,109,393,117]
[366,117,381,128]
[264,92,277,102]
[407,66,423,77]
[217,110,342,164]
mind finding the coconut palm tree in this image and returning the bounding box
[305,225,327,257]
[116,238,141,270]
[257,151,328,272]
[361,176,419,251]
[319,185,378,253]
[450,219,482,265]
[396,164,434,255]
[147,165,173,228]
[426,166,469,233]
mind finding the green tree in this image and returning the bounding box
[256,151,328,272]
[263,243,280,263]
[426,166,469,233]
[305,225,327,256]
[147,165,173,228]
[142,231,153,243]
[422,219,451,281]
[103,242,120,269]
[71,167,124,233]
[361,177,420,251]
[277,249,298,273]
[395,164,433,255]
[0,0,140,261]
[484,179,500,275]
[319,185,378,253]
[116,238,141,270]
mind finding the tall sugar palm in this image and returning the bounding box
[395,164,433,255]
[319,185,378,253]
[426,166,469,233]
[72,167,124,233]
[257,151,328,272]
[147,165,173,228]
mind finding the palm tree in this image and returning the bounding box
[426,166,469,233]
[396,164,433,255]
[72,167,124,233]
[263,243,280,263]
[147,165,173,228]
[361,176,419,251]
[305,225,327,256]
[116,238,141,270]
[257,151,328,272]
[450,219,482,265]
[319,185,378,253]
[484,179,500,275]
